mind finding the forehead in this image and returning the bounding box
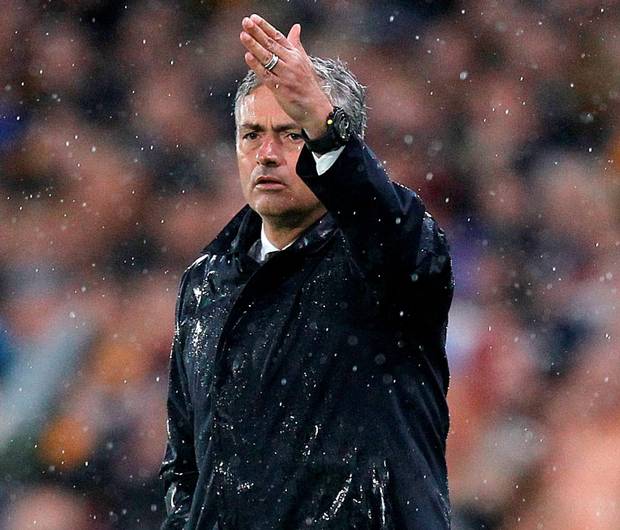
[237,86,293,125]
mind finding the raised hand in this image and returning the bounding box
[239,14,333,139]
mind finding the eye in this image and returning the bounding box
[242,131,258,141]
[288,132,303,141]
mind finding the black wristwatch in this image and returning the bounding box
[301,107,351,155]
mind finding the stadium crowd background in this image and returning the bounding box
[1,0,619,528]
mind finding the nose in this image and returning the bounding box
[256,136,283,166]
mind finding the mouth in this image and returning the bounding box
[254,175,286,190]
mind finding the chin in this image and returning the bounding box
[253,201,314,224]
[254,204,298,220]
[252,195,292,215]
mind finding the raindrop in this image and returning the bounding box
[347,335,359,346]
[382,373,394,384]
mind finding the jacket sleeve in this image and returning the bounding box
[296,134,452,298]
[159,270,198,529]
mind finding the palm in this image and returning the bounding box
[239,15,332,138]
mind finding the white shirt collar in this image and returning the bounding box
[259,224,295,262]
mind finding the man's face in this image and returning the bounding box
[236,86,325,225]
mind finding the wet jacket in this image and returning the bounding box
[159,134,454,529]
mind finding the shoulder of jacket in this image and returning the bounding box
[178,205,252,280]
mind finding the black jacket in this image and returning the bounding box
[160,135,454,529]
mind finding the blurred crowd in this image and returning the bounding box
[0,0,618,528]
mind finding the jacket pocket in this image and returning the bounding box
[287,458,395,530]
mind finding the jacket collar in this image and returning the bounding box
[286,213,337,255]
[227,207,337,258]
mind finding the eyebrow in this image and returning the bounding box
[238,122,300,133]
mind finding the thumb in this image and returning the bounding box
[287,23,304,50]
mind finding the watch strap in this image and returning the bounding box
[302,107,350,155]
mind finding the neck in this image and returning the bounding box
[262,208,327,249]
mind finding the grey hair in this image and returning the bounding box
[234,56,367,139]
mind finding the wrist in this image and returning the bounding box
[300,100,334,140]
[302,122,328,140]
[301,107,352,155]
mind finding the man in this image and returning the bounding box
[160,14,453,530]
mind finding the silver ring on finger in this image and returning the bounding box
[263,53,279,72]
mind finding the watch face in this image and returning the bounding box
[335,112,350,141]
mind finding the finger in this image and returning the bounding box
[240,30,274,68]
[287,23,308,56]
[249,14,293,50]
[244,51,277,83]
[242,16,292,59]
